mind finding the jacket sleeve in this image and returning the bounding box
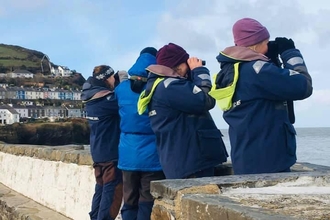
[251,49,313,101]
[158,67,215,114]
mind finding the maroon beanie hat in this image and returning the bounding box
[156,43,189,68]
[232,18,270,47]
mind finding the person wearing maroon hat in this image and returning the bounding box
[137,43,228,179]
[210,18,313,175]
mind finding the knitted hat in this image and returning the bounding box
[156,43,189,68]
[92,65,115,81]
[140,47,157,57]
[232,18,270,47]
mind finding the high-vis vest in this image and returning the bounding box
[209,62,240,111]
[137,78,164,115]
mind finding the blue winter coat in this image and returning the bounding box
[115,53,162,171]
[81,77,120,163]
[215,47,313,174]
[140,64,228,179]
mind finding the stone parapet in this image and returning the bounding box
[150,163,330,220]
[0,143,92,165]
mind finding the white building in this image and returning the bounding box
[13,105,29,118]
[51,66,72,77]
[0,104,20,125]
[72,91,81,101]
[58,66,72,77]
[8,70,34,78]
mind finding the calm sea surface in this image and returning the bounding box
[220,127,330,167]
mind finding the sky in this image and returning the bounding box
[0,0,329,128]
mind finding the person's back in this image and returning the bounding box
[210,18,313,174]
[81,65,125,220]
[138,43,228,179]
[115,47,164,220]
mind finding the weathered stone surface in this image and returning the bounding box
[151,163,330,201]
[150,164,330,220]
[151,203,175,220]
[0,143,92,165]
[181,194,294,220]
[0,183,71,220]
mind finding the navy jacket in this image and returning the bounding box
[115,53,162,171]
[81,77,120,163]
[142,65,228,179]
[216,47,312,174]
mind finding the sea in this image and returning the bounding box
[220,127,330,167]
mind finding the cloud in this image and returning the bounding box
[153,0,330,127]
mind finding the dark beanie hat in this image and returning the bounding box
[233,18,270,47]
[92,65,115,81]
[140,47,157,57]
[156,43,189,68]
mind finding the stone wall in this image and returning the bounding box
[150,163,330,220]
[0,143,94,220]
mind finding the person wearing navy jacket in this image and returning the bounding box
[81,65,127,220]
[115,47,165,220]
[211,18,313,175]
[138,43,228,179]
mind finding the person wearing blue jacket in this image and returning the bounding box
[81,65,127,220]
[115,47,165,220]
[137,43,228,179]
[209,18,313,175]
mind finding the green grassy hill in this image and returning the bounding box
[0,43,86,89]
[0,43,52,74]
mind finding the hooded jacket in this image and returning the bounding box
[115,53,162,171]
[213,46,312,174]
[81,77,120,163]
[138,64,228,179]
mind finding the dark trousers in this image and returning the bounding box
[121,171,165,220]
[89,161,123,220]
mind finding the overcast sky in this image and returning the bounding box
[0,0,329,128]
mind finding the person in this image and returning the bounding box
[137,43,228,179]
[209,18,313,175]
[81,65,127,220]
[115,47,165,220]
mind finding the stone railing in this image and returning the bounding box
[0,143,94,220]
[1,143,330,220]
[150,163,330,220]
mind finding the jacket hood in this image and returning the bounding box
[216,46,269,63]
[146,64,182,79]
[81,76,112,101]
[128,53,157,77]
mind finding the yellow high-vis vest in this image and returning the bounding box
[137,78,164,115]
[208,62,240,111]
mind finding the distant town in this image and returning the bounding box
[0,66,85,125]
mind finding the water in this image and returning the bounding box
[220,127,330,167]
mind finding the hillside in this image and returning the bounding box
[0,43,53,74]
[0,43,86,89]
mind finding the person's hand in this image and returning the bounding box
[275,37,295,54]
[187,57,203,70]
[265,41,281,67]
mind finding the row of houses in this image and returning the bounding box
[0,104,84,125]
[0,66,73,79]
[0,86,81,100]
